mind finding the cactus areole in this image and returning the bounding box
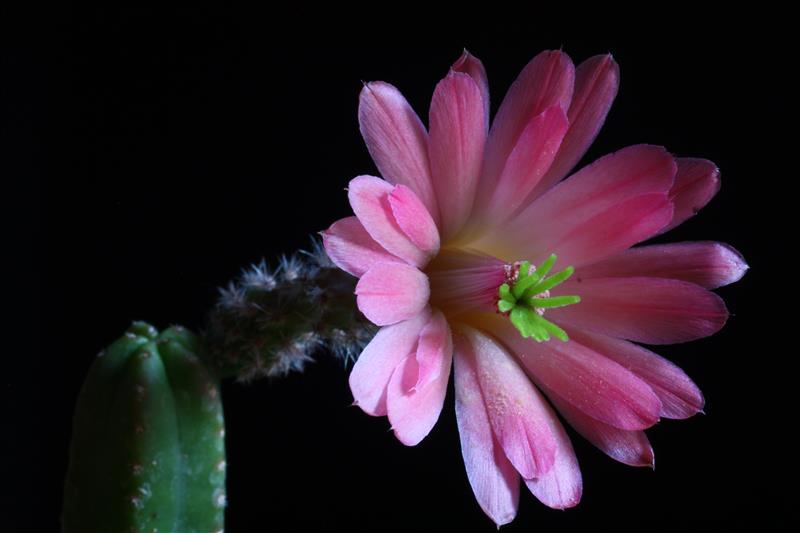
[62,322,226,533]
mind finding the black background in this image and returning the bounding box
[9,8,792,532]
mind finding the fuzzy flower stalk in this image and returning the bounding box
[322,49,747,525]
[202,242,375,381]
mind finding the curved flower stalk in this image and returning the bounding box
[203,242,375,381]
[322,49,747,525]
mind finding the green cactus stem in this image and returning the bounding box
[62,322,225,533]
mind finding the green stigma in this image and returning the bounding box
[497,254,581,342]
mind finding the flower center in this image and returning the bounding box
[497,254,580,342]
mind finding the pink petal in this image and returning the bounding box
[541,194,674,268]
[547,390,654,468]
[486,315,661,431]
[347,175,434,267]
[428,71,487,239]
[386,315,453,446]
[452,50,490,128]
[414,310,452,390]
[321,216,402,277]
[349,310,431,416]
[460,325,557,479]
[480,50,575,198]
[480,145,676,262]
[523,395,582,509]
[531,54,620,198]
[661,158,720,233]
[453,340,520,526]
[476,105,569,224]
[577,242,748,289]
[549,277,729,344]
[571,329,704,419]
[388,184,440,255]
[355,262,429,326]
[358,82,438,221]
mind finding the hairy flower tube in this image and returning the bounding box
[321,50,747,525]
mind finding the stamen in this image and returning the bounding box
[497,254,581,342]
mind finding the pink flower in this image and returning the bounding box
[322,50,746,525]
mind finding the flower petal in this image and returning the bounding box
[549,277,729,344]
[480,145,676,262]
[386,316,453,446]
[577,242,748,289]
[388,184,440,255]
[454,340,520,526]
[459,325,557,479]
[349,310,431,416]
[661,158,720,233]
[321,216,402,277]
[480,50,575,197]
[571,329,705,419]
[544,194,674,268]
[348,175,434,267]
[452,50,490,127]
[476,105,569,224]
[428,71,487,239]
[414,310,452,391]
[355,262,429,326]
[547,390,654,468]
[358,81,438,221]
[532,54,620,198]
[487,315,661,431]
[523,398,582,509]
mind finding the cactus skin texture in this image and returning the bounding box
[62,322,226,533]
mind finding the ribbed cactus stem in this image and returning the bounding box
[63,240,374,532]
[62,323,225,533]
[202,240,375,382]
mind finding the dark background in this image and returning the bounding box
[8,8,792,532]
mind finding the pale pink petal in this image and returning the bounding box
[358,82,438,221]
[349,310,431,416]
[476,105,569,224]
[386,317,453,446]
[347,175,433,267]
[321,216,402,277]
[355,262,430,326]
[549,277,729,344]
[531,54,620,198]
[388,184,440,255]
[483,144,675,259]
[577,242,748,289]
[571,329,704,419]
[524,399,582,509]
[460,325,557,479]
[547,390,654,468]
[414,310,452,390]
[661,158,720,233]
[486,315,661,431]
[452,50,490,127]
[453,340,519,526]
[480,50,575,198]
[428,71,487,239]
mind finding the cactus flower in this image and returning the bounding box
[322,50,746,525]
